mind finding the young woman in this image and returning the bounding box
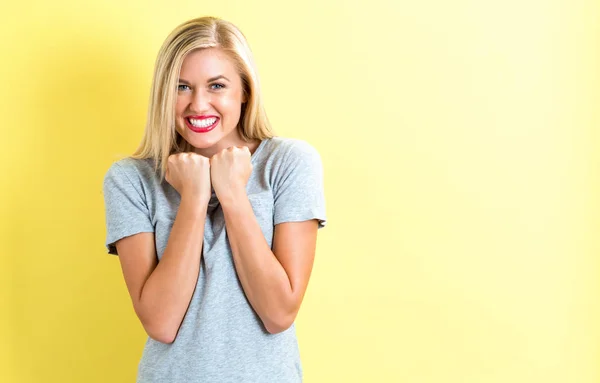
[102,16,326,382]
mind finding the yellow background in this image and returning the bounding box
[1,0,598,382]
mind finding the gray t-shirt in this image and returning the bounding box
[102,137,326,383]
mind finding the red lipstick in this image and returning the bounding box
[185,115,219,133]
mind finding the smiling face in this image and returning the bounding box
[175,48,248,157]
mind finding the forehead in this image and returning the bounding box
[179,48,238,79]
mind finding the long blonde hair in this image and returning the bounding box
[132,16,274,178]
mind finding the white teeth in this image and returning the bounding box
[189,117,217,128]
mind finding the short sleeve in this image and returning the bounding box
[273,141,327,228]
[102,162,154,255]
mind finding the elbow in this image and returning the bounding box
[146,323,177,344]
[134,303,179,344]
[148,328,177,344]
[140,316,178,344]
[264,312,296,335]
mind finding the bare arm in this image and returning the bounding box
[115,195,208,344]
[221,195,318,334]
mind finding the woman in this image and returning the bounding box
[102,16,326,383]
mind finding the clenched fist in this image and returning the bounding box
[165,152,212,202]
[210,146,252,205]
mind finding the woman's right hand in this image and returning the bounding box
[165,152,212,202]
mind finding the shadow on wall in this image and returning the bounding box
[7,32,150,382]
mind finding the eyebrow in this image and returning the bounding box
[178,75,230,84]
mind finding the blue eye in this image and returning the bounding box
[210,83,225,90]
[177,84,191,91]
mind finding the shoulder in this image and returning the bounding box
[103,157,157,189]
[260,137,322,165]
[257,138,324,189]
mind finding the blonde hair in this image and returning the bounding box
[132,16,274,178]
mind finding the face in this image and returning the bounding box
[175,48,247,157]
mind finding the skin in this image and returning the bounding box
[115,48,319,343]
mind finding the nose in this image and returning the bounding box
[188,88,211,113]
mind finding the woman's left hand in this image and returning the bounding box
[210,146,253,204]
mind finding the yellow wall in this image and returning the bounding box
[1,0,598,382]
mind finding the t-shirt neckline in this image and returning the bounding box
[250,138,269,165]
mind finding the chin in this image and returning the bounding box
[181,132,224,152]
[189,139,219,151]
[188,137,215,148]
